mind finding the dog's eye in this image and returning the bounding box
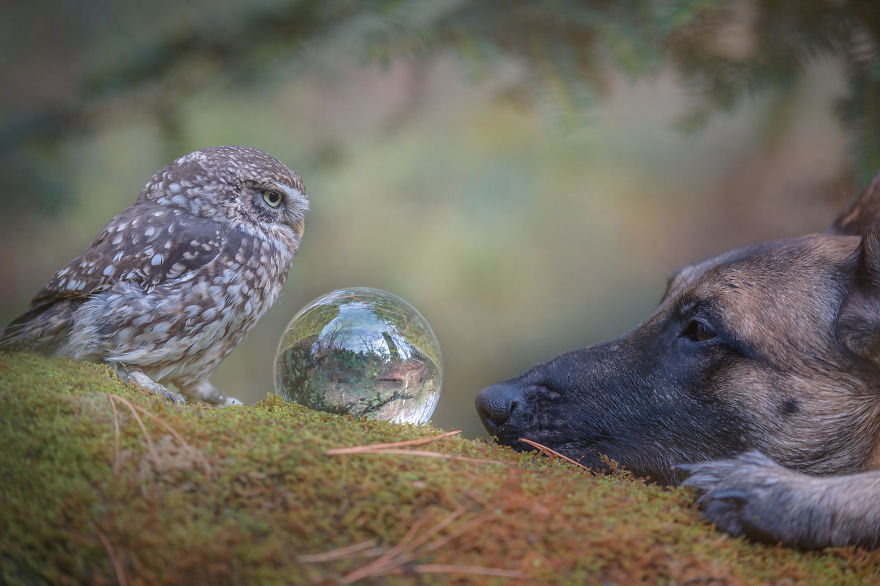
[683,319,716,342]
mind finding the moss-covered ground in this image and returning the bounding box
[2,353,879,585]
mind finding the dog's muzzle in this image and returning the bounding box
[475,382,523,432]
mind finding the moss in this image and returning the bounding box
[1,352,879,585]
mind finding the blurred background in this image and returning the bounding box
[2,1,878,437]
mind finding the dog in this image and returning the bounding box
[476,174,880,550]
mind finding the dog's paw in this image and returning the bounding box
[679,451,835,549]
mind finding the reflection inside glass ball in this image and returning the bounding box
[274,287,443,425]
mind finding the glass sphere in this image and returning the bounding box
[274,287,443,425]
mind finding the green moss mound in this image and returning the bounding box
[1,353,879,585]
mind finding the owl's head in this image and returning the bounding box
[140,146,308,238]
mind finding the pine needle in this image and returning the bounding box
[324,430,461,454]
[519,437,596,474]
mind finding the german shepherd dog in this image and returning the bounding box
[476,175,880,550]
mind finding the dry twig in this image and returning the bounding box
[324,430,461,454]
[300,507,522,582]
[329,508,522,584]
[84,515,128,586]
[395,564,523,579]
[519,437,596,474]
[325,430,506,466]
[128,399,212,478]
[297,540,379,563]
[419,512,490,555]
[330,447,506,466]
[339,519,427,583]
[404,507,466,552]
[107,393,211,478]
[108,394,159,471]
[108,395,122,477]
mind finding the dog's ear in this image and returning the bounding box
[833,172,880,235]
[838,231,880,363]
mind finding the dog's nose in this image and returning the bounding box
[475,382,522,427]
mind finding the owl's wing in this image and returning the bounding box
[30,204,230,307]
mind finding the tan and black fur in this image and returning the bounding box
[476,173,880,550]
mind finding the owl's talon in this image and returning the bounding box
[176,379,243,407]
[122,370,187,405]
[162,389,187,405]
[109,360,132,383]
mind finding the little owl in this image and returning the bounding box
[0,146,308,405]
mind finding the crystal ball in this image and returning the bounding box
[274,287,443,425]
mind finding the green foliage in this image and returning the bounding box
[3,0,879,214]
[2,352,880,584]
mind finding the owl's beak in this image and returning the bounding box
[292,218,305,238]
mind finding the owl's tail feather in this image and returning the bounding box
[0,301,75,355]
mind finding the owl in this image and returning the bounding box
[0,146,308,406]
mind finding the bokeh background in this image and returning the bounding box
[2,1,878,437]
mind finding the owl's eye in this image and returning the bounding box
[262,189,283,208]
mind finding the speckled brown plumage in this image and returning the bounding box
[1,146,308,405]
